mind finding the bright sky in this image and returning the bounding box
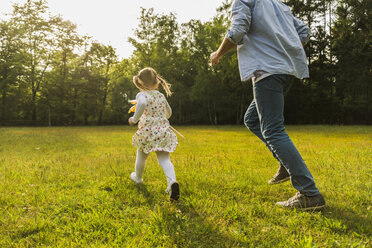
[1,0,226,59]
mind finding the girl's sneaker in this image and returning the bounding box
[166,181,180,201]
[130,172,143,184]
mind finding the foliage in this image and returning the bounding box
[0,0,371,125]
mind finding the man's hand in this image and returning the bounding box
[210,51,221,66]
[210,38,236,66]
[128,117,135,126]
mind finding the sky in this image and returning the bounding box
[1,0,226,59]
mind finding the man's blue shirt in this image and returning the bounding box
[226,0,310,81]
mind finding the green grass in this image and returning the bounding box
[0,126,371,247]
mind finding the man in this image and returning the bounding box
[210,0,325,210]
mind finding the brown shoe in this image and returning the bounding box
[268,165,290,184]
[276,192,326,211]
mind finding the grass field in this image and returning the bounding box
[0,126,371,247]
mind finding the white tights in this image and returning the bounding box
[135,149,176,185]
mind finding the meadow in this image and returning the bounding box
[0,126,371,247]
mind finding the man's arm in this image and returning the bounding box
[210,0,253,66]
[293,16,311,45]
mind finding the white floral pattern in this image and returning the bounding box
[132,90,177,154]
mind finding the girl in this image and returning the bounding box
[128,67,179,201]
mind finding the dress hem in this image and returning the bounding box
[133,145,177,154]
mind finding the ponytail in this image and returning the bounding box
[157,75,172,97]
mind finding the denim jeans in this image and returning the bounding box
[244,74,320,196]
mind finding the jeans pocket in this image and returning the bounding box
[254,75,284,93]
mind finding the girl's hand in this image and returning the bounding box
[128,117,135,126]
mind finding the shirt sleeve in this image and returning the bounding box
[131,93,147,124]
[165,100,172,119]
[226,0,253,45]
[293,16,311,44]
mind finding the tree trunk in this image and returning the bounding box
[48,106,51,127]
[71,87,77,124]
[32,91,37,121]
[178,98,182,124]
[31,61,37,121]
[1,89,6,121]
[213,101,218,125]
[59,52,67,124]
[0,68,9,121]
[98,110,103,125]
[237,85,247,125]
[366,87,370,124]
[31,75,37,121]
[84,102,88,125]
[207,102,213,125]
[98,80,109,125]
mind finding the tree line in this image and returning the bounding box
[0,0,370,126]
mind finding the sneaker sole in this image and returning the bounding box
[170,182,180,201]
[276,203,326,211]
[300,204,326,211]
[268,177,290,185]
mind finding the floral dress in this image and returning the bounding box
[132,90,177,154]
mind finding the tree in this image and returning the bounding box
[0,0,370,125]
[87,43,118,124]
[11,0,60,122]
[44,19,82,125]
[332,0,372,124]
[0,19,24,123]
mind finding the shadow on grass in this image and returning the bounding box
[322,205,372,237]
[170,202,246,247]
[120,180,249,247]
[9,223,48,242]
[148,186,250,248]
[134,184,155,205]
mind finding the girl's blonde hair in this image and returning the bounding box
[133,67,172,97]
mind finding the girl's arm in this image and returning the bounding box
[130,93,147,124]
[165,101,172,119]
